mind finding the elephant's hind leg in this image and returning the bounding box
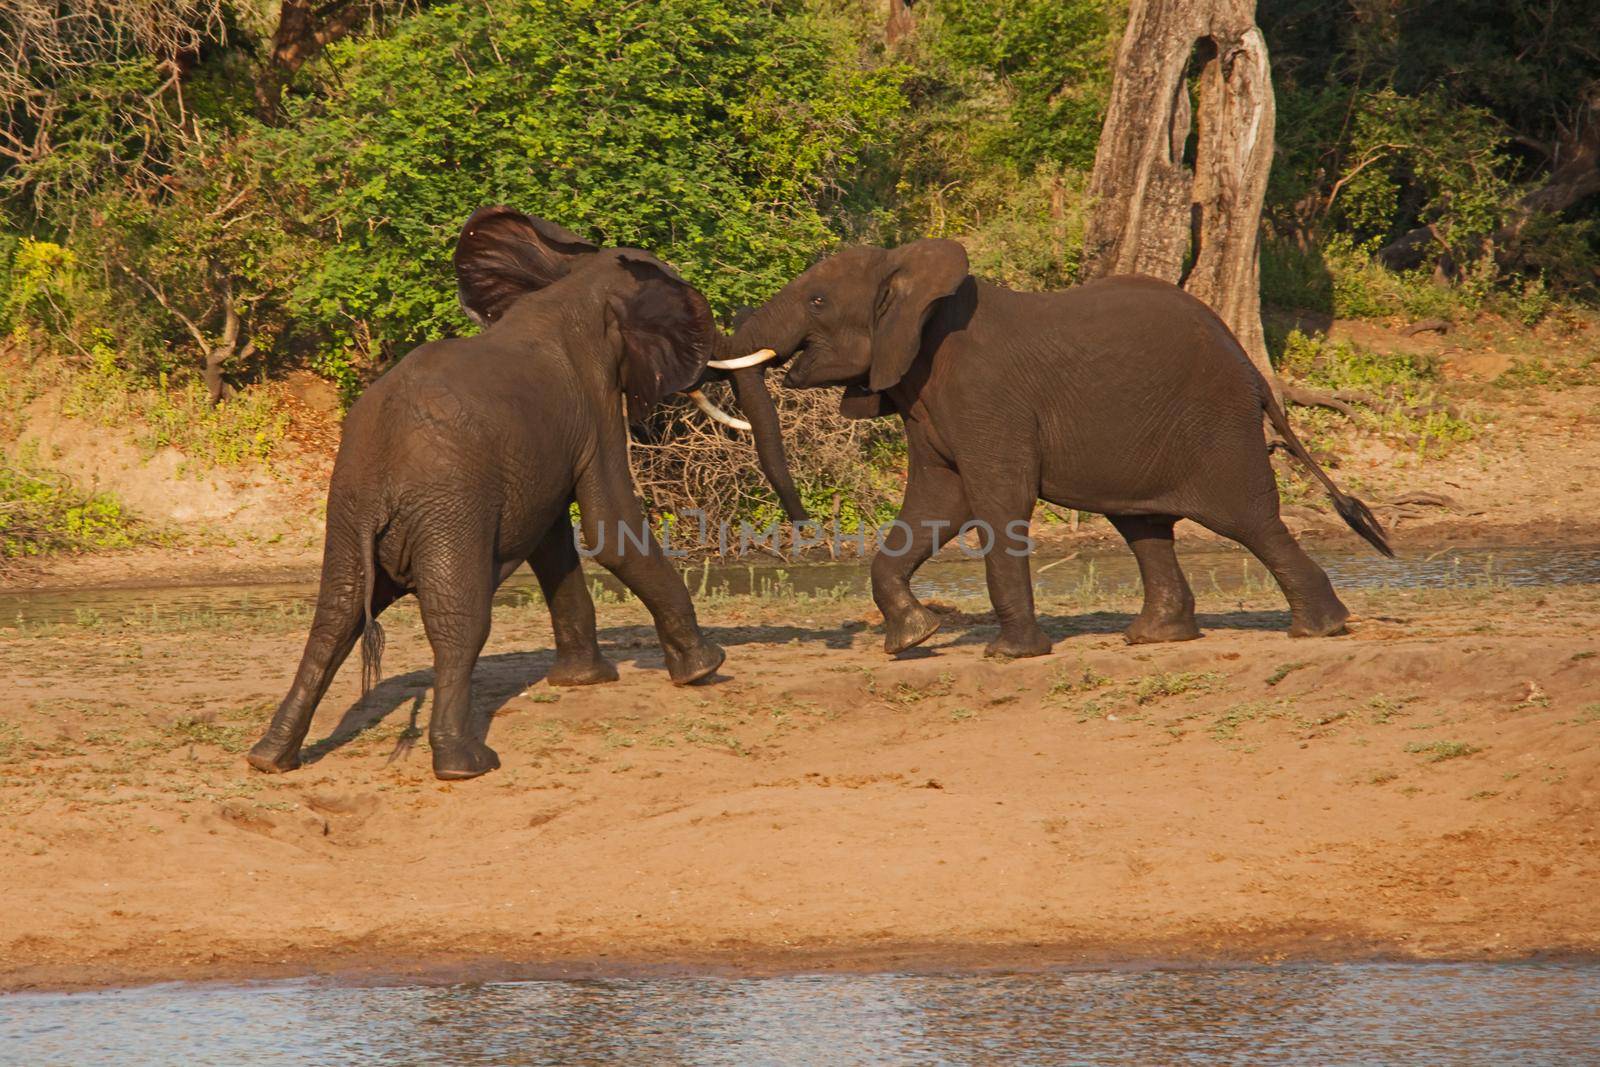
[248,540,397,773]
[414,540,500,780]
[1108,514,1200,644]
[530,516,616,687]
[1217,515,1349,637]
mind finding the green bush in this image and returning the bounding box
[1278,328,1474,456]
[60,341,288,467]
[0,450,137,558]
[275,0,906,358]
[1260,238,1333,313]
[929,0,1113,172]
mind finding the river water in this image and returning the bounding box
[4,963,1598,1064]
[4,543,1599,628]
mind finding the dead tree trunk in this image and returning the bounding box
[1083,0,1277,391]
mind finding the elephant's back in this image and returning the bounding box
[1052,276,1266,398]
[958,278,1272,512]
[334,336,583,501]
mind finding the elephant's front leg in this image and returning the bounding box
[576,464,723,685]
[872,460,969,654]
[529,515,617,686]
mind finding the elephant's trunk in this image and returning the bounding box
[728,364,807,523]
[709,292,811,524]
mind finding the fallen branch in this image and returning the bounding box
[1400,318,1451,337]
[1388,491,1457,509]
[1281,382,1373,420]
[1282,381,1463,421]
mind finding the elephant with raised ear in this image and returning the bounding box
[721,240,1393,659]
[249,206,755,781]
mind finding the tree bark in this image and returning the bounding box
[886,0,915,45]
[1083,0,1277,391]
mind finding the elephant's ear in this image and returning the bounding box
[868,239,970,393]
[839,385,895,419]
[608,254,715,424]
[454,205,598,326]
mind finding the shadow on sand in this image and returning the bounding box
[299,605,1292,765]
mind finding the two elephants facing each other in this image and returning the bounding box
[722,239,1394,660]
[248,207,800,781]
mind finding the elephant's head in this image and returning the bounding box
[453,206,807,520]
[721,239,971,418]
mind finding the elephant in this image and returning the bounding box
[247,206,798,781]
[721,239,1393,659]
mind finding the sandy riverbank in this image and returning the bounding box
[2,577,1596,991]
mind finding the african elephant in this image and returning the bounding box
[722,240,1393,659]
[248,206,783,781]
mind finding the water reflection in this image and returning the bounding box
[4,963,1598,1065]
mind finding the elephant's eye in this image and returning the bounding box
[808,295,825,312]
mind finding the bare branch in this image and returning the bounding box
[122,265,209,351]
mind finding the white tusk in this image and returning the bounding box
[705,348,777,371]
[688,389,751,431]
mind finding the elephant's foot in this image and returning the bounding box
[984,626,1053,660]
[883,604,941,655]
[246,737,301,774]
[546,653,619,687]
[1288,599,1351,638]
[431,737,501,780]
[665,640,725,685]
[1124,613,1202,645]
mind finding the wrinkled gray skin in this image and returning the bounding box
[249,207,753,781]
[729,241,1393,659]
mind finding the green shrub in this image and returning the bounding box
[1278,329,1475,456]
[1260,238,1334,313]
[275,0,907,356]
[929,0,1114,172]
[0,451,137,558]
[1279,328,1439,393]
[60,341,288,467]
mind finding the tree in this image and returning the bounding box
[254,0,397,121]
[1082,0,1276,386]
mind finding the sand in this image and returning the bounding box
[2,577,1597,991]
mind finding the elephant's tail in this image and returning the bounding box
[358,523,386,694]
[1263,390,1395,558]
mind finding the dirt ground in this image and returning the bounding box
[3,312,1599,990]
[2,578,1597,992]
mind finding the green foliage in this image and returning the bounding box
[929,0,1113,171]
[1263,234,1468,320]
[1278,329,1437,393]
[1262,1,1600,297]
[851,0,1110,292]
[958,165,1089,291]
[1278,328,1475,457]
[3,239,78,337]
[0,449,137,558]
[275,0,905,355]
[60,341,287,466]
[1332,89,1510,253]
